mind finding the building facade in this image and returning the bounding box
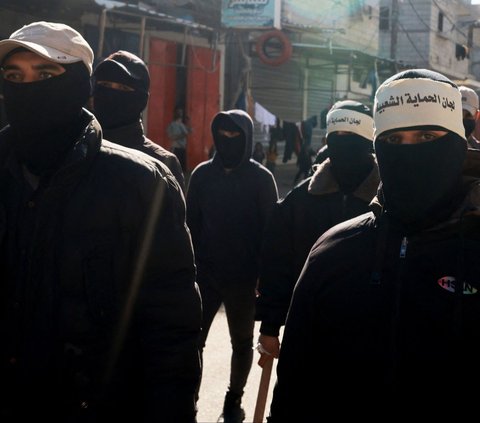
[1,0,480,162]
[378,0,480,88]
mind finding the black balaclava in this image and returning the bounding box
[328,134,374,193]
[93,85,147,129]
[373,69,467,231]
[3,60,91,176]
[214,115,246,169]
[375,133,466,230]
[92,51,150,130]
[326,100,375,193]
[463,117,476,139]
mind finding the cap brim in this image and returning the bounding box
[94,59,144,81]
[463,104,477,116]
[0,39,81,65]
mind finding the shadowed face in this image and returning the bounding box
[174,107,184,120]
[218,128,241,138]
[95,80,134,92]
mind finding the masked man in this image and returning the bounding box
[459,85,480,149]
[92,50,185,191]
[0,21,201,422]
[186,109,278,423]
[256,100,379,361]
[267,69,480,421]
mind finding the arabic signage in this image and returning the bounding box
[221,0,281,29]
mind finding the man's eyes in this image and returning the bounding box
[96,81,134,91]
[378,132,443,144]
[38,71,55,79]
[2,70,55,81]
[420,132,441,141]
[96,81,112,88]
[2,69,23,82]
[2,70,21,81]
[378,134,400,144]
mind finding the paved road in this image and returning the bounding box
[196,160,298,423]
[271,159,299,199]
[197,306,281,423]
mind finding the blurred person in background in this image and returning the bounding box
[167,105,192,174]
[459,85,480,149]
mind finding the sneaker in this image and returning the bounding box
[219,391,246,423]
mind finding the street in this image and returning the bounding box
[197,306,280,423]
[272,159,299,200]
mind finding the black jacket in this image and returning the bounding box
[268,178,480,420]
[102,119,185,192]
[186,110,278,284]
[0,110,201,422]
[256,158,379,336]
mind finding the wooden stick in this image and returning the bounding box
[253,355,274,423]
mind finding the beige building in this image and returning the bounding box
[378,0,480,90]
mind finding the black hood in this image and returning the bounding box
[211,109,253,168]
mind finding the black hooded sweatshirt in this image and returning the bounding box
[186,109,278,282]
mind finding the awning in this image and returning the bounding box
[94,0,214,32]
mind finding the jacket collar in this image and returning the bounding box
[370,177,480,234]
[102,119,144,148]
[308,156,380,202]
[0,109,102,187]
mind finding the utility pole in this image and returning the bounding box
[390,0,399,60]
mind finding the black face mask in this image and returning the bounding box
[93,84,148,130]
[215,133,246,169]
[463,118,476,139]
[374,133,466,231]
[328,133,374,192]
[3,63,91,175]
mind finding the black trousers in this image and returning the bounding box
[173,147,187,172]
[196,273,256,399]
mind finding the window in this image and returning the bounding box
[438,11,444,32]
[379,6,389,31]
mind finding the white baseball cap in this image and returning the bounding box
[0,21,94,75]
[459,85,479,116]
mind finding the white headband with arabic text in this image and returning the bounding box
[326,109,374,141]
[374,78,465,140]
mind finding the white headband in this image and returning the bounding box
[374,78,465,140]
[326,109,374,141]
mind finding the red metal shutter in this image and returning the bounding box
[186,46,220,171]
[147,38,177,151]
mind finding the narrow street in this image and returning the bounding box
[197,306,280,423]
[272,159,298,200]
